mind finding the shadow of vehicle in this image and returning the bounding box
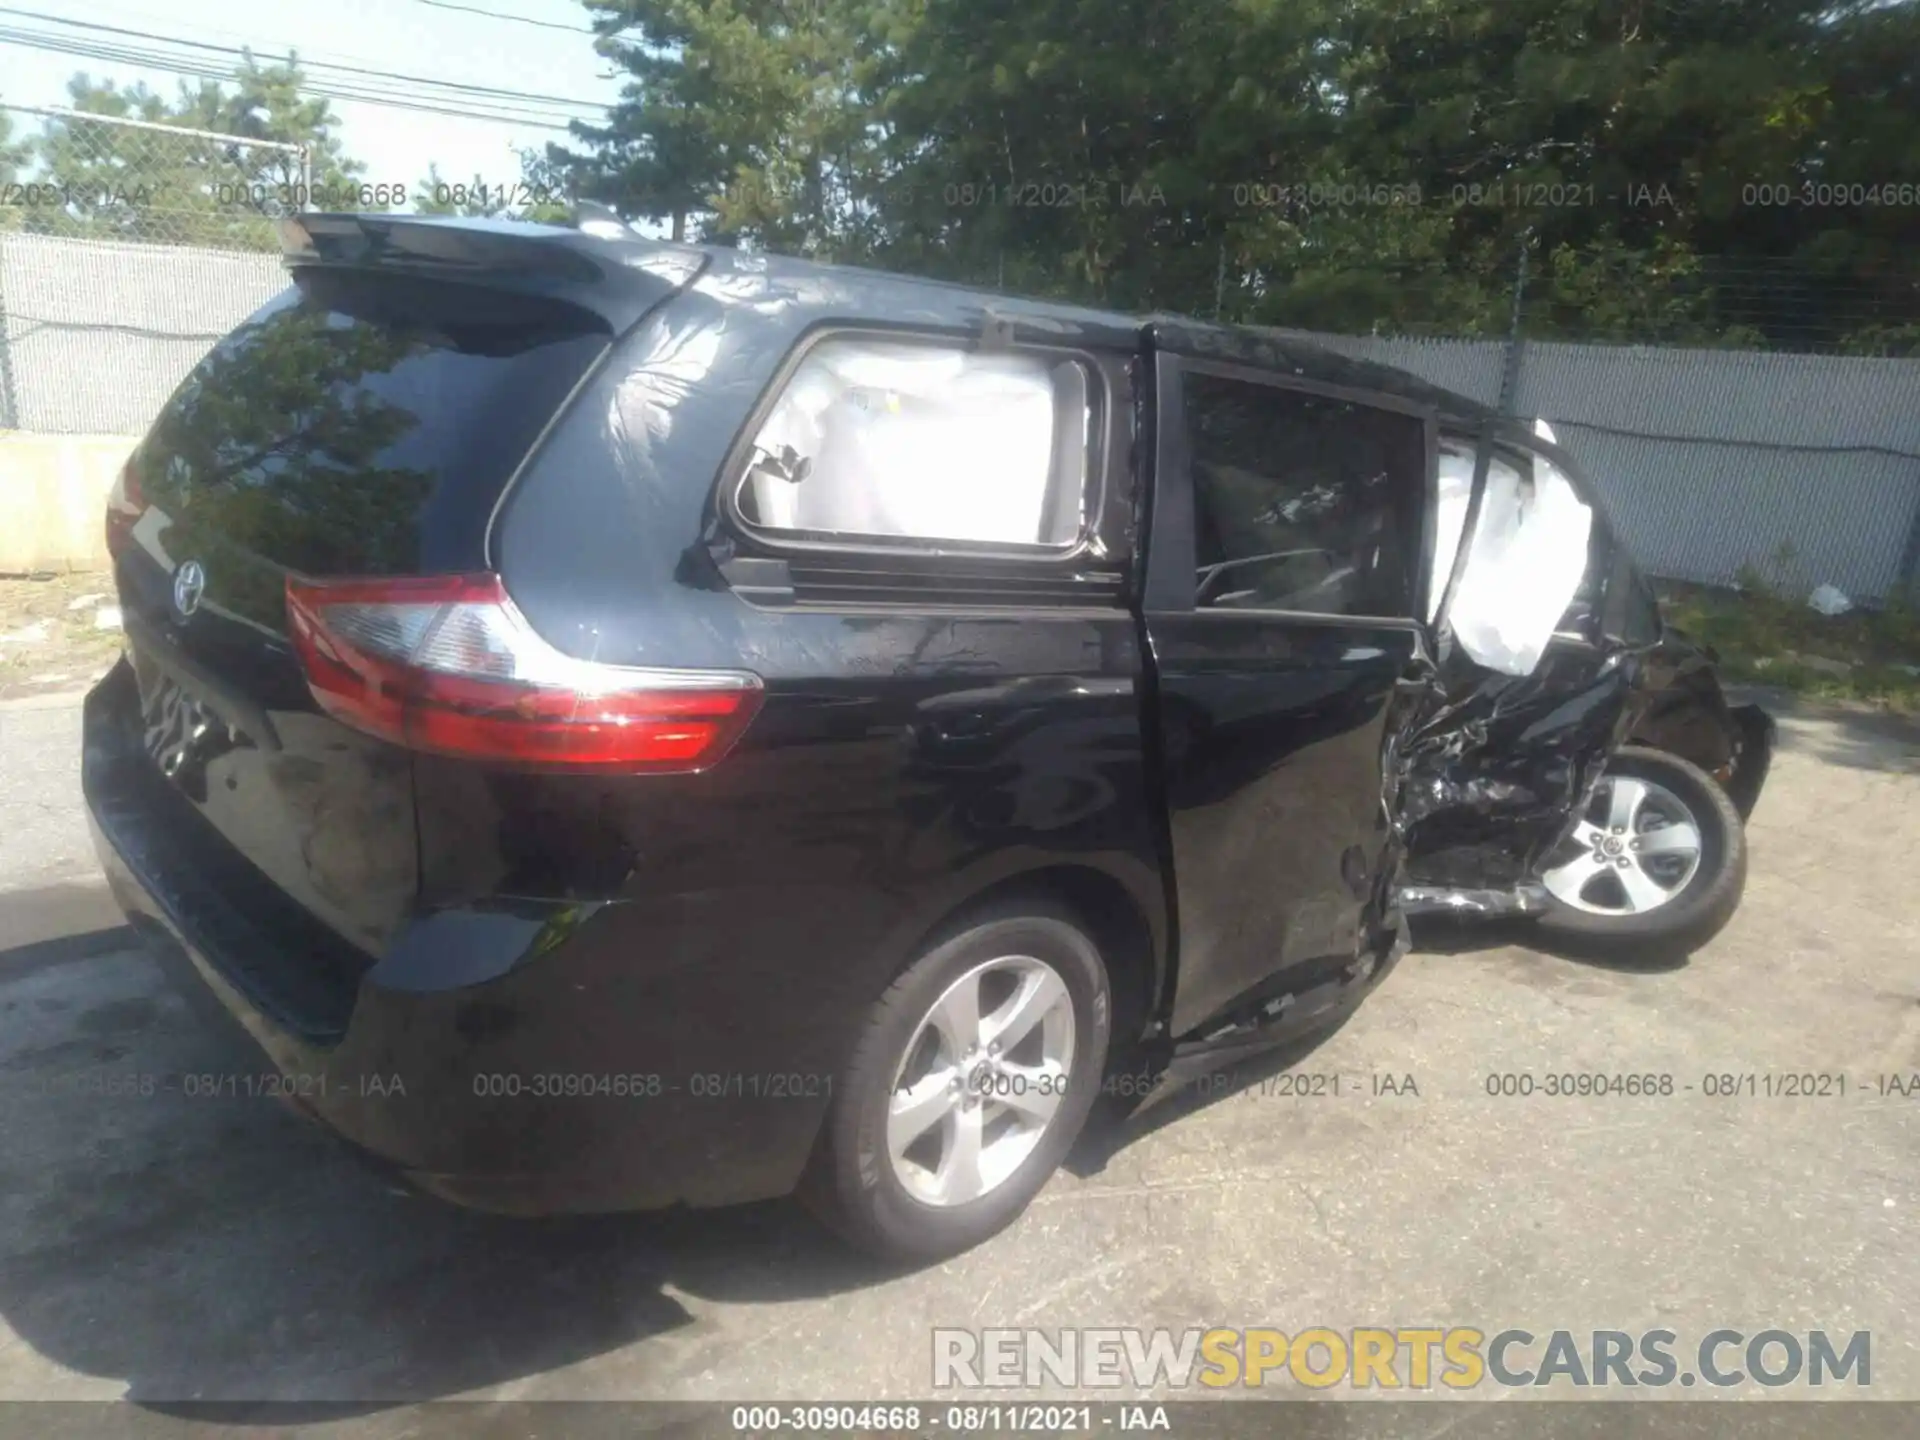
[0,921,899,1412]
[1727,685,1920,778]
[1064,1014,1358,1178]
[0,882,1699,1411]
[1407,914,1696,973]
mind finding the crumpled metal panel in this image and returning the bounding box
[1398,883,1549,917]
[1394,648,1644,893]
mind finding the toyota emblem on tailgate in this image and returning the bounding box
[172,559,207,620]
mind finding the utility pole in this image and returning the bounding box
[1497,232,1531,416]
[0,252,14,432]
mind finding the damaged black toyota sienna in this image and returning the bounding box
[84,214,1772,1260]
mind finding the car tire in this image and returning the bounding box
[1535,746,1747,951]
[801,905,1112,1262]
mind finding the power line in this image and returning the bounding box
[86,0,514,82]
[411,0,594,35]
[0,27,592,129]
[0,7,604,110]
[0,7,605,114]
[0,29,584,127]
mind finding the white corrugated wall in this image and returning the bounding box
[0,231,287,436]
[1272,329,1920,601]
[2,232,1917,598]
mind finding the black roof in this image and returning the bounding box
[286,212,1508,432]
[691,242,1507,431]
[1141,314,1505,429]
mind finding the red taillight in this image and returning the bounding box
[283,572,763,772]
[106,457,145,557]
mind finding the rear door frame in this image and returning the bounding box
[1140,344,1448,1038]
[1144,352,1444,622]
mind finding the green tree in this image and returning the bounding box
[544,0,1919,346]
[878,0,1920,343]
[546,0,732,241]
[172,54,362,195]
[549,0,891,251]
[0,105,26,182]
[1247,0,1920,341]
[514,144,576,223]
[875,0,1338,308]
[34,58,367,250]
[0,102,30,232]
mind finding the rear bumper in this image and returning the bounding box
[83,663,831,1214]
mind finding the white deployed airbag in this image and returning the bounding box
[745,340,1077,545]
[1430,445,1593,676]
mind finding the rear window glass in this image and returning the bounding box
[140,271,608,581]
[734,337,1093,548]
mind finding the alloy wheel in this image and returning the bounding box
[1540,774,1705,916]
[886,954,1076,1207]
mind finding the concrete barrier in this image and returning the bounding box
[0,432,137,574]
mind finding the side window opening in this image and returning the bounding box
[1182,373,1422,618]
[734,337,1094,549]
[1433,439,1595,675]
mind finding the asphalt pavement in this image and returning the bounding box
[0,685,1914,1427]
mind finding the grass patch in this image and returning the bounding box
[1659,569,1920,712]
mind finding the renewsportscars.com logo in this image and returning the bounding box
[932,1327,1872,1391]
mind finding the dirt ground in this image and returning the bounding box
[0,572,125,702]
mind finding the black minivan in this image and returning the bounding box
[85,214,1769,1259]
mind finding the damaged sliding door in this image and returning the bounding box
[1139,347,1436,1040]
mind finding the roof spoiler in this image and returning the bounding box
[276,212,706,334]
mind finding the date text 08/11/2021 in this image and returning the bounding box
[726,1404,1170,1433]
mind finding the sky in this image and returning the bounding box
[0,0,625,190]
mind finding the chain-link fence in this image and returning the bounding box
[1,231,286,434]
[1241,241,1920,603]
[3,104,1918,598]
[0,106,301,434]
[1264,327,1920,603]
[1,104,308,251]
